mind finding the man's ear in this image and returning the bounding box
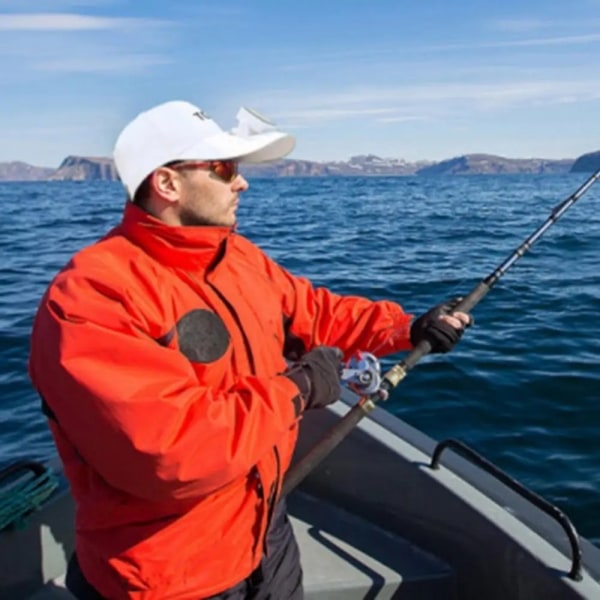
[151,167,183,203]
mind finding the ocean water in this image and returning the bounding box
[1,175,599,546]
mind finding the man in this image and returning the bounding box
[29,100,471,599]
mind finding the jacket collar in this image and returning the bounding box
[119,202,233,270]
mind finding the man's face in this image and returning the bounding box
[175,161,248,227]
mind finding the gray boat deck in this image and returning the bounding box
[290,491,455,599]
[27,490,455,599]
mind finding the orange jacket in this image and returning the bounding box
[29,202,412,599]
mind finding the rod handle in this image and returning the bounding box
[397,281,491,373]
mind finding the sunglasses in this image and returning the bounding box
[170,160,239,183]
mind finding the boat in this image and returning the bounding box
[2,385,600,599]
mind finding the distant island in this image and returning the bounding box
[1,150,599,182]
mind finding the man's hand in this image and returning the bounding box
[410,299,473,353]
[284,346,343,410]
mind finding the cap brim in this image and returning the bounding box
[180,130,295,164]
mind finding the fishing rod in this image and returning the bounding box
[282,167,600,497]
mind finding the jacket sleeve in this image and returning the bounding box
[29,270,302,503]
[259,251,414,358]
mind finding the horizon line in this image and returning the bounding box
[2,150,596,171]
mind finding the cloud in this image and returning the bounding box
[491,18,552,33]
[272,106,433,125]
[263,79,600,126]
[274,27,600,78]
[488,16,600,34]
[278,107,398,120]
[0,0,119,9]
[420,32,600,52]
[492,33,600,48]
[377,115,431,124]
[0,11,174,75]
[0,13,166,30]
[35,54,172,72]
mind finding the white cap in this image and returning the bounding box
[113,101,296,198]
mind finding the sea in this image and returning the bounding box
[1,174,598,547]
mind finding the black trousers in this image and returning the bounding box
[66,501,303,600]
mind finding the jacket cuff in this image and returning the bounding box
[391,305,414,352]
[282,366,310,416]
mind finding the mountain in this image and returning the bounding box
[0,161,54,181]
[416,154,574,176]
[570,150,600,172]
[241,158,334,177]
[1,151,596,181]
[242,154,433,177]
[49,156,119,181]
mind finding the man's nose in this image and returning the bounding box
[232,174,249,192]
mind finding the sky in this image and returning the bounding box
[1,0,600,167]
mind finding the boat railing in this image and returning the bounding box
[430,438,583,581]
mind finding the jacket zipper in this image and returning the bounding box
[186,270,279,557]
[207,279,257,374]
[263,446,281,557]
[251,465,264,560]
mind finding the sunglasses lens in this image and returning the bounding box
[212,161,237,182]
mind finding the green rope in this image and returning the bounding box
[0,466,59,531]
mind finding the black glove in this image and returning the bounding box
[284,346,343,410]
[410,299,468,353]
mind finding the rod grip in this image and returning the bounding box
[454,280,492,313]
[401,281,491,372]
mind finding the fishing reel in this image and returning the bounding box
[340,351,383,396]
